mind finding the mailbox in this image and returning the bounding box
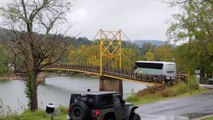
[46,102,55,114]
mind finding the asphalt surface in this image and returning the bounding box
[136,89,213,120]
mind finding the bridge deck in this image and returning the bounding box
[45,64,168,85]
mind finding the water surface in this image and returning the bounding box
[0,75,147,112]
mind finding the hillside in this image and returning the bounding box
[0,27,90,47]
[134,40,166,47]
[0,27,13,41]
[0,27,167,48]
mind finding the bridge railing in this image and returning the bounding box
[46,64,186,84]
[102,66,165,83]
[46,64,167,83]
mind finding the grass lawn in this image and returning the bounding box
[40,115,67,120]
[203,116,213,120]
[0,107,67,120]
[0,114,67,120]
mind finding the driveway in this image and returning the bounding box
[136,89,213,120]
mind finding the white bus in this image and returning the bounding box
[134,61,176,79]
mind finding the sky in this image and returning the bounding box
[0,0,179,41]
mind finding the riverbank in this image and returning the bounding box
[0,72,99,81]
[126,77,209,105]
[0,74,25,81]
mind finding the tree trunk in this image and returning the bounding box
[30,85,38,111]
[27,71,39,111]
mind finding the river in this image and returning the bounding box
[0,75,147,113]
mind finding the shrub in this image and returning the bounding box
[55,106,67,115]
[126,94,139,102]
[137,85,166,97]
[170,81,188,96]
[160,89,175,97]
[188,77,199,90]
[137,76,201,98]
[170,76,200,96]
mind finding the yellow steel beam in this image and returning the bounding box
[99,29,122,69]
[102,30,121,32]
[111,45,119,55]
[102,43,111,54]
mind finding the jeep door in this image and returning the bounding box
[113,94,125,119]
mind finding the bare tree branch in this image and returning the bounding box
[0,0,72,111]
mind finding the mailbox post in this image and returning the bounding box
[195,70,200,84]
[46,103,55,120]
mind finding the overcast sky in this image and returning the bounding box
[0,0,179,41]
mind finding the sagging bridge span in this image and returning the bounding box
[44,64,171,96]
[42,30,183,96]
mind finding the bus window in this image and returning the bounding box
[135,62,163,69]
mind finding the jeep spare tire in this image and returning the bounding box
[70,101,88,120]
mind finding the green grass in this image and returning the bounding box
[0,106,67,120]
[203,116,213,120]
[126,77,209,105]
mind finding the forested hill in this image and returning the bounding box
[134,40,166,47]
[0,27,13,41]
[0,27,167,47]
[0,27,91,47]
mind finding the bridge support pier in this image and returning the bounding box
[99,76,123,97]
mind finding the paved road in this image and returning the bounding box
[136,89,213,120]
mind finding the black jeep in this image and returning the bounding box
[67,91,141,120]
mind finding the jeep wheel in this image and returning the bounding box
[131,113,141,120]
[70,101,88,120]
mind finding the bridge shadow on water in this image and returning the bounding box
[39,76,99,93]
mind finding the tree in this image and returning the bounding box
[0,45,9,76]
[173,42,200,74]
[140,42,155,54]
[145,51,154,61]
[154,44,174,61]
[167,0,213,76]
[0,0,71,111]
